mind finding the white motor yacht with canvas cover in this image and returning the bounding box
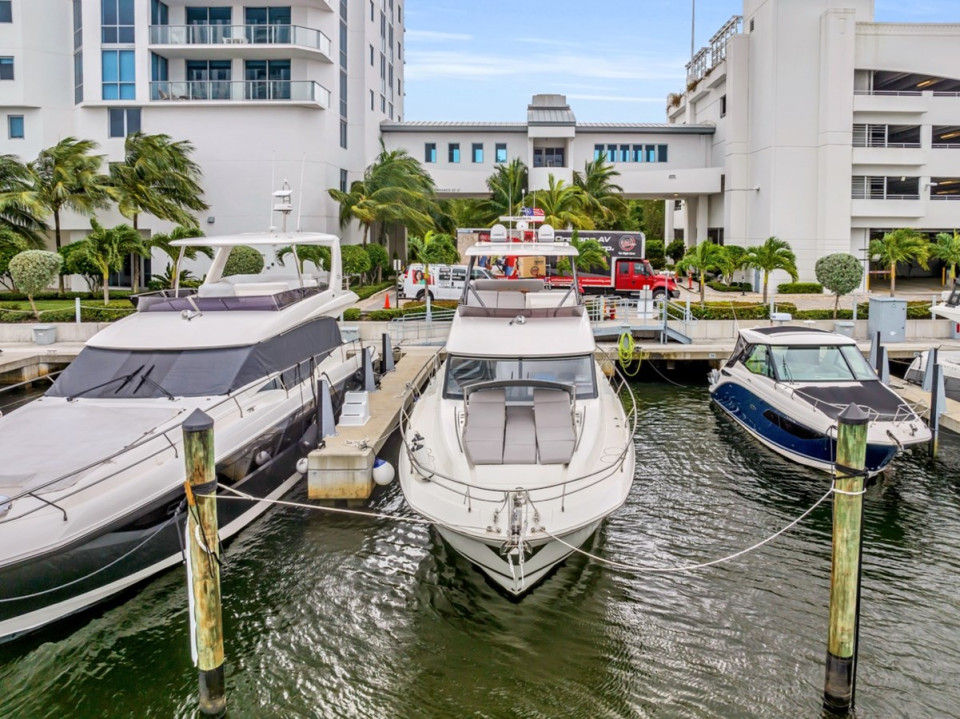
[709,326,929,474]
[0,231,370,642]
[399,228,637,595]
[905,281,960,400]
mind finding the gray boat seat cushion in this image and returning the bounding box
[463,389,506,465]
[534,389,576,464]
[503,406,537,464]
[497,291,526,309]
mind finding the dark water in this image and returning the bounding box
[2,384,960,718]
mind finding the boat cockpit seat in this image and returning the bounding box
[502,406,537,464]
[497,292,526,309]
[474,279,545,294]
[533,389,576,464]
[463,389,506,465]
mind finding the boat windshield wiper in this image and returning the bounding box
[133,365,177,401]
[66,364,145,402]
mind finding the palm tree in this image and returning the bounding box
[676,241,726,306]
[109,133,208,291]
[78,220,143,304]
[432,197,488,234]
[557,230,609,274]
[146,225,211,287]
[869,228,930,297]
[328,141,436,246]
[526,174,595,230]
[8,138,113,292]
[275,244,330,274]
[715,245,749,287]
[406,230,458,318]
[745,236,798,304]
[932,230,960,285]
[573,158,627,228]
[477,158,527,224]
[0,155,46,246]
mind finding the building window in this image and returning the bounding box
[339,119,347,149]
[720,95,727,117]
[150,52,168,81]
[0,57,13,81]
[102,0,135,44]
[102,50,135,99]
[370,0,374,21]
[151,0,168,25]
[594,144,604,161]
[74,51,84,103]
[8,115,24,139]
[73,0,83,49]
[397,42,401,61]
[619,144,630,162]
[533,147,565,168]
[339,70,347,117]
[380,94,385,112]
[472,143,483,163]
[495,144,507,163]
[606,144,616,162]
[658,144,668,162]
[370,44,374,66]
[370,89,374,110]
[187,59,232,99]
[244,59,288,100]
[749,18,755,32]
[0,1,11,23]
[632,144,644,162]
[425,143,436,163]
[340,169,348,193]
[108,107,140,137]
[448,143,460,163]
[851,175,919,200]
[388,103,393,120]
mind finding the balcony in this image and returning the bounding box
[149,80,330,109]
[150,25,332,62]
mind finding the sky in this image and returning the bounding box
[401,0,960,123]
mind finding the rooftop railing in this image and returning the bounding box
[149,80,330,107]
[150,24,331,55]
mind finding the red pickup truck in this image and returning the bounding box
[546,257,680,299]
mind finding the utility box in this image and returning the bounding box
[868,297,906,343]
[833,320,855,338]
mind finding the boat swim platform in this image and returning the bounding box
[307,346,441,502]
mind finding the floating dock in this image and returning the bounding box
[307,346,441,501]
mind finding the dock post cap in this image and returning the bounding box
[183,408,215,432]
[838,403,869,426]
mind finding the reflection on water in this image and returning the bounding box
[1,384,959,718]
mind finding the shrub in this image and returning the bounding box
[665,239,686,264]
[815,253,863,319]
[776,282,823,294]
[9,251,64,319]
[646,239,665,270]
[707,280,751,293]
[341,245,371,289]
[353,281,394,300]
[689,302,798,321]
[364,243,390,282]
[342,308,361,321]
[222,246,265,276]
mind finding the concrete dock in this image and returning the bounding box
[0,344,83,384]
[307,346,441,501]
[888,378,960,435]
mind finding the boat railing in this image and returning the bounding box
[388,307,456,345]
[0,338,370,524]
[789,386,926,427]
[400,365,638,509]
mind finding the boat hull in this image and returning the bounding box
[435,521,601,596]
[711,382,898,474]
[0,374,356,644]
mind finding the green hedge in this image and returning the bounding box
[352,281,395,300]
[0,300,135,323]
[707,281,752,293]
[342,307,361,321]
[689,302,797,320]
[777,282,823,294]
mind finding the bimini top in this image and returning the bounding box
[465,242,579,257]
[740,326,857,346]
[171,231,340,247]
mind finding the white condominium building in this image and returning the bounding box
[668,0,960,285]
[0,0,403,282]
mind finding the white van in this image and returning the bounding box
[399,263,493,301]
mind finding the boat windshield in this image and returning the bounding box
[443,355,597,400]
[768,345,877,382]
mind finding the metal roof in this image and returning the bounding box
[381,121,715,135]
[380,121,528,133]
[527,107,577,125]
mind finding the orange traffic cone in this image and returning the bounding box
[383,293,391,309]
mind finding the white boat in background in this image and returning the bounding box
[0,229,371,642]
[904,350,960,401]
[709,327,929,474]
[399,228,637,595]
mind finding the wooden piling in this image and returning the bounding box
[182,409,226,717]
[823,403,869,714]
[929,348,942,457]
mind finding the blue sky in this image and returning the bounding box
[402,0,960,123]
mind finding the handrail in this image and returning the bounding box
[0,341,367,522]
[463,378,575,399]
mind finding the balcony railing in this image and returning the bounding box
[851,191,920,200]
[852,141,921,148]
[149,80,330,107]
[150,24,331,55]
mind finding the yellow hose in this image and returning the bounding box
[617,330,642,377]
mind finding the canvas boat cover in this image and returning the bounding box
[0,401,186,497]
[793,382,910,421]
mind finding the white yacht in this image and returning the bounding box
[906,283,960,399]
[399,233,637,595]
[0,231,369,642]
[709,327,929,474]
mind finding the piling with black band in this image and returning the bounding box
[182,408,226,717]
[824,403,868,713]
